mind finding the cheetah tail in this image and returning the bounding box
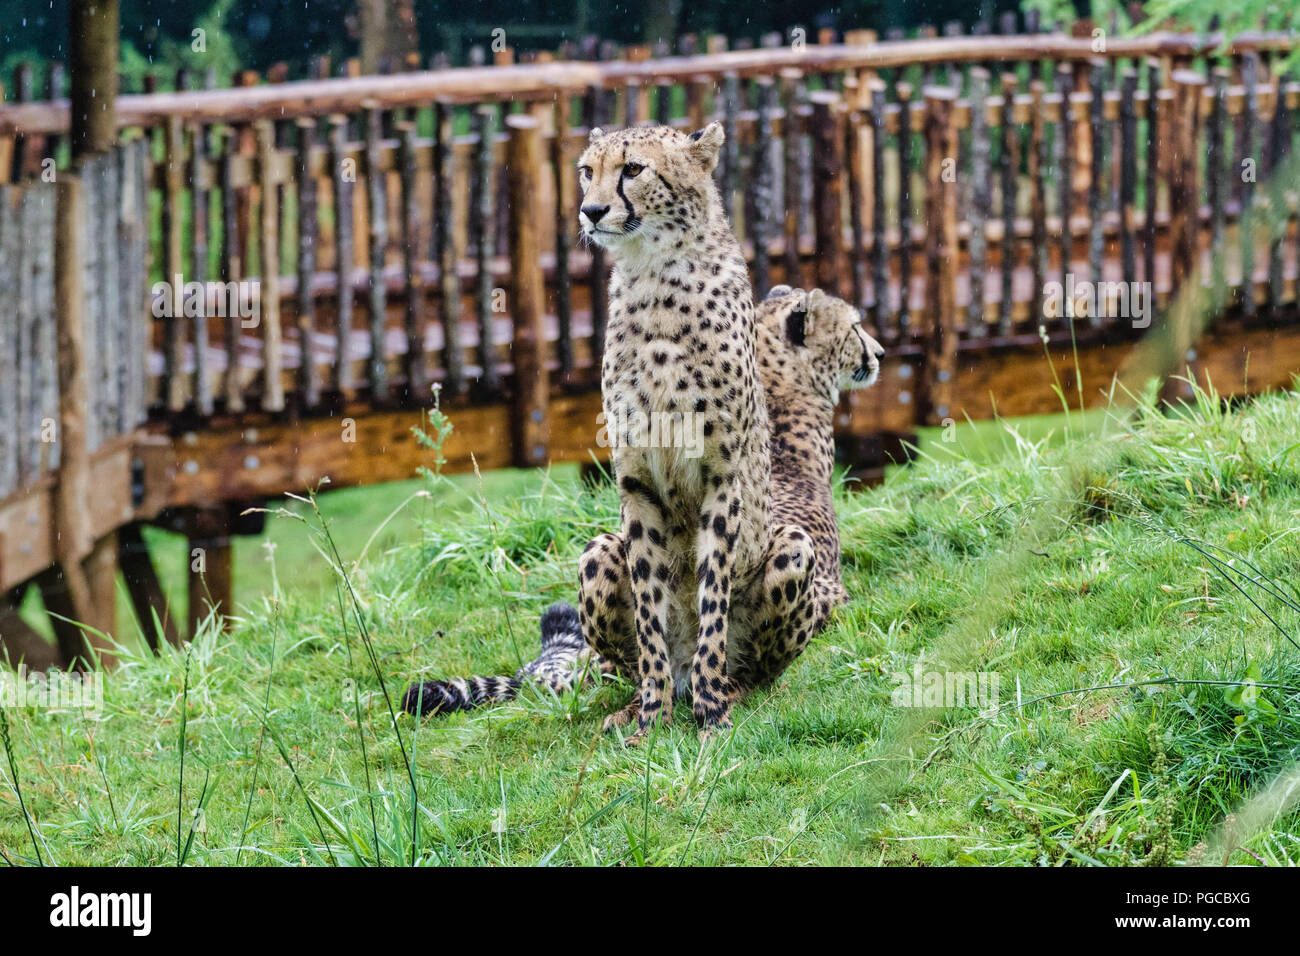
[401,602,588,718]
[401,674,522,716]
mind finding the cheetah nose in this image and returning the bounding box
[873,347,885,360]
[581,203,610,225]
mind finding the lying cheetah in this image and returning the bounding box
[402,287,884,720]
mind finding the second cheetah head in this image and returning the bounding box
[576,122,725,252]
[759,286,885,402]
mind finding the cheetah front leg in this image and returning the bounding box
[577,532,643,734]
[691,475,743,733]
[618,482,677,742]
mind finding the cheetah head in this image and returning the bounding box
[576,123,725,251]
[761,286,885,401]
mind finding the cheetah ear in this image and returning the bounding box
[588,126,605,143]
[765,284,794,300]
[687,122,725,172]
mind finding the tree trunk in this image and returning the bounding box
[358,0,418,74]
[68,0,118,161]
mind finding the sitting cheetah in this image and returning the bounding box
[403,287,884,720]
[575,122,770,739]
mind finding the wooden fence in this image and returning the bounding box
[0,23,1298,665]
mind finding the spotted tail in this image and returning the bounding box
[402,603,594,718]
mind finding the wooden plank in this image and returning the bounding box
[506,114,549,469]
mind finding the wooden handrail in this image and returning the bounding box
[1,30,1294,135]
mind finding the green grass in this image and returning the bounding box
[3,384,1300,866]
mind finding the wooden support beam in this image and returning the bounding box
[186,506,234,635]
[118,522,180,650]
[0,586,63,671]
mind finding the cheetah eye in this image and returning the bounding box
[578,165,592,181]
[622,162,645,178]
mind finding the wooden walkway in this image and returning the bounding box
[1,22,1298,666]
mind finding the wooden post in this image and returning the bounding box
[1240,51,1261,316]
[552,97,575,377]
[329,116,355,395]
[163,115,186,413]
[1170,71,1205,296]
[434,102,464,398]
[779,69,804,285]
[896,82,913,333]
[472,104,500,393]
[809,91,847,298]
[1086,60,1105,318]
[1024,79,1047,325]
[998,73,1019,335]
[506,115,548,469]
[1056,65,1075,304]
[257,120,284,413]
[844,98,867,309]
[752,76,776,299]
[1267,66,1289,315]
[296,117,321,409]
[191,74,214,417]
[921,88,958,428]
[1143,59,1161,293]
[397,120,425,401]
[362,104,389,400]
[1206,69,1228,296]
[1119,70,1139,285]
[869,83,890,330]
[52,172,115,668]
[968,70,990,336]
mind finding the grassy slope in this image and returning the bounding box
[2,387,1299,866]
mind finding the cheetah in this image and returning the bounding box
[573,122,771,739]
[403,287,884,720]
